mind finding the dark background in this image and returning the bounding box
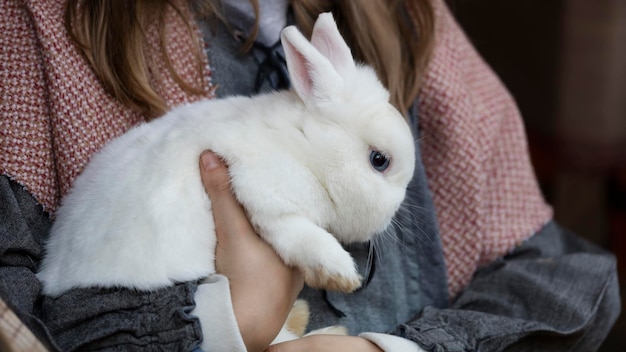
[447,0,626,350]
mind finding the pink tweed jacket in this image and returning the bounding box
[0,0,552,303]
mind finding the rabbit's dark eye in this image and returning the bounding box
[370,150,390,172]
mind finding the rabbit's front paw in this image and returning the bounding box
[302,253,362,293]
[260,217,362,292]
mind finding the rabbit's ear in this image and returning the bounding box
[310,13,356,78]
[281,25,344,106]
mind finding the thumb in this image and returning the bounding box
[199,150,253,242]
[199,150,231,197]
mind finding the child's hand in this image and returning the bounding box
[200,151,304,352]
[265,335,383,352]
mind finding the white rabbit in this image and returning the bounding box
[37,13,415,303]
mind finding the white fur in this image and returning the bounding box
[38,13,415,297]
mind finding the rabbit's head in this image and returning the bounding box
[281,13,416,243]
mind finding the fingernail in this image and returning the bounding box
[201,152,220,171]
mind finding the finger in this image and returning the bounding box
[264,336,311,352]
[266,335,382,352]
[199,151,255,241]
[199,150,231,195]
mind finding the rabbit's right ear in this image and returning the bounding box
[281,26,344,106]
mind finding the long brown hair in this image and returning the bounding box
[64,0,434,116]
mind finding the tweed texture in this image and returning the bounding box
[418,1,553,295]
[0,0,214,215]
[0,0,552,299]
